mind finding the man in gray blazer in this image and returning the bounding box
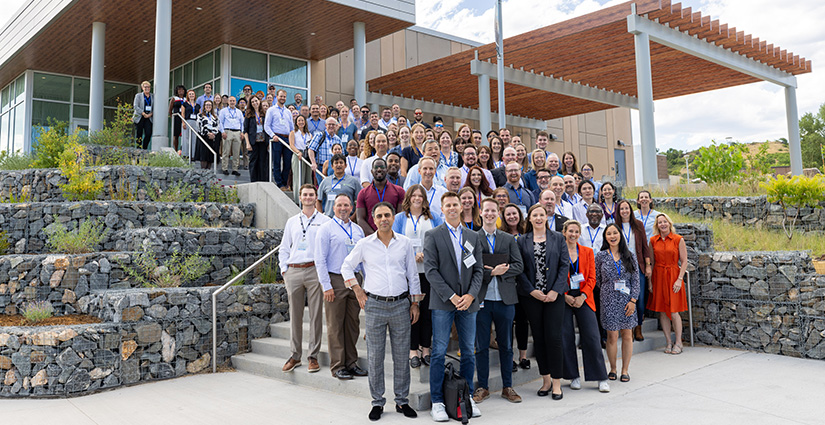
[424,191,484,422]
[133,81,154,149]
[473,198,524,404]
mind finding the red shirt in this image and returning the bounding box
[356,182,405,230]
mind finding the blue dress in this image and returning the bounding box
[594,250,640,331]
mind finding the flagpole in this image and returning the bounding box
[495,0,506,129]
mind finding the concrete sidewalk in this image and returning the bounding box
[2,346,822,425]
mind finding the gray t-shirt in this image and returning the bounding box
[317,173,361,216]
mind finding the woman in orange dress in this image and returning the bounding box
[647,213,688,355]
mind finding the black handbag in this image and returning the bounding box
[442,362,472,423]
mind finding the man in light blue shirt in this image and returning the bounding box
[218,96,244,176]
[265,89,296,188]
[308,118,342,174]
[195,82,213,109]
[307,104,324,135]
[403,140,447,190]
[314,193,367,380]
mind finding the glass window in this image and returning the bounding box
[213,79,220,95]
[104,82,137,108]
[13,104,25,153]
[231,48,266,81]
[32,100,70,126]
[214,52,221,81]
[103,107,116,125]
[73,78,90,104]
[230,78,267,101]
[73,104,89,119]
[194,52,213,86]
[173,67,183,88]
[269,56,307,87]
[1,87,9,112]
[0,114,7,152]
[183,63,193,89]
[14,75,25,104]
[33,73,71,102]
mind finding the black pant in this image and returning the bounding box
[136,117,152,149]
[513,302,529,351]
[521,294,564,377]
[410,273,432,350]
[248,140,269,182]
[562,303,608,381]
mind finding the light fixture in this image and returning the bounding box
[196,6,202,10]
[310,32,316,36]
[143,40,148,43]
[548,133,558,140]
[617,140,627,147]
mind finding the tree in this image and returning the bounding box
[690,140,745,184]
[799,103,825,169]
[761,175,825,240]
[664,148,685,175]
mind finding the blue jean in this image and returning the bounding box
[475,301,514,389]
[271,138,292,187]
[430,309,477,404]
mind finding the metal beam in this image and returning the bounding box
[627,14,797,88]
[785,86,803,175]
[365,92,547,130]
[353,22,366,107]
[470,59,639,109]
[477,74,492,135]
[633,30,659,186]
[89,22,105,133]
[151,0,171,150]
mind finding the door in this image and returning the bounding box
[614,149,626,185]
[71,119,89,136]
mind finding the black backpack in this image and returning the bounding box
[443,362,472,423]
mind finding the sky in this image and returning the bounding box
[1,0,822,155]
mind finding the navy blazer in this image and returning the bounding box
[517,229,570,296]
[243,114,268,144]
[477,228,523,305]
[423,224,484,313]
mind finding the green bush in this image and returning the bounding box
[80,104,138,148]
[162,210,207,227]
[139,152,190,168]
[0,231,10,254]
[258,257,280,283]
[122,248,211,288]
[146,181,194,203]
[21,301,54,324]
[691,141,746,184]
[44,216,107,254]
[58,141,104,200]
[197,185,240,204]
[761,174,825,240]
[0,150,33,170]
[32,120,75,168]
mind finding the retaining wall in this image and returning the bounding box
[654,196,825,232]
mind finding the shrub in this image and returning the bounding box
[0,150,33,170]
[32,120,76,168]
[1,186,32,203]
[197,185,241,204]
[146,181,194,203]
[761,174,825,240]
[162,210,207,227]
[258,257,280,283]
[139,152,190,168]
[81,103,138,148]
[44,216,107,253]
[21,301,54,324]
[691,141,746,184]
[122,248,211,288]
[0,231,10,255]
[58,141,104,200]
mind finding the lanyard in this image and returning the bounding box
[347,156,358,175]
[411,214,421,235]
[331,176,344,191]
[390,175,399,186]
[334,217,353,243]
[255,112,262,125]
[569,245,579,275]
[613,255,623,276]
[623,223,632,243]
[485,233,496,252]
[374,183,387,203]
[229,108,238,121]
[299,212,317,239]
[465,221,475,231]
[587,226,600,246]
[603,202,614,218]
[144,95,151,105]
[549,214,556,230]
[641,209,652,229]
[513,186,523,205]
[477,193,482,209]
[428,186,437,206]
[448,225,466,254]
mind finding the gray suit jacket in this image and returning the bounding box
[133,92,154,124]
[424,223,484,313]
[477,229,523,305]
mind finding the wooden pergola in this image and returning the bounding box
[367,0,812,184]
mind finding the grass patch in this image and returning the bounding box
[624,181,768,199]
[0,150,33,170]
[662,209,825,257]
[122,248,211,288]
[139,152,191,168]
[161,211,208,228]
[146,181,194,203]
[44,217,107,254]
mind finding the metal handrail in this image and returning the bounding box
[686,269,694,347]
[211,243,281,372]
[176,113,218,177]
[270,132,326,203]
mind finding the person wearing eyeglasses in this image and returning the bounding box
[412,108,431,129]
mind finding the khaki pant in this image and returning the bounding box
[222,130,241,171]
[284,266,324,361]
[325,273,361,374]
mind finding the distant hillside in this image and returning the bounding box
[672,140,791,177]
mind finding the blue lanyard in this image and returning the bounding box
[485,233,496,252]
[255,112,261,125]
[347,157,358,175]
[441,151,452,166]
[448,225,466,253]
[465,221,475,231]
[513,186,523,205]
[229,108,238,121]
[374,183,387,202]
[144,95,151,105]
[641,209,652,229]
[603,202,614,218]
[331,176,344,191]
[410,214,422,235]
[428,186,436,206]
[549,214,556,230]
[623,223,632,243]
[569,245,579,275]
[334,217,353,243]
[587,226,600,246]
[613,255,623,276]
[390,175,399,186]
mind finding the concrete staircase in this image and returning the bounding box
[232,312,665,411]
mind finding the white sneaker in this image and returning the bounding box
[470,399,481,417]
[431,402,449,422]
[570,377,582,390]
[599,380,611,393]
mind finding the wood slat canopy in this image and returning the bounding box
[0,0,411,87]
[367,0,812,122]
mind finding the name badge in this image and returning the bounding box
[570,273,584,290]
[345,242,355,253]
[518,205,528,216]
[614,279,629,295]
[463,254,476,268]
[411,238,423,254]
[463,240,474,253]
[145,105,152,112]
[190,113,197,120]
[296,238,309,252]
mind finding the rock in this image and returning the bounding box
[62,289,77,304]
[58,328,78,342]
[5,368,17,385]
[161,331,176,363]
[136,323,162,344]
[0,355,11,369]
[72,337,97,353]
[57,348,82,367]
[54,257,70,269]
[12,352,31,376]
[31,369,48,387]
[65,369,91,393]
[186,353,211,374]
[89,367,111,380]
[50,270,65,288]
[30,351,46,363]
[145,304,167,319]
[121,358,139,384]
[121,306,144,322]
[14,238,25,254]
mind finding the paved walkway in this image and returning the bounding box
[3,346,822,425]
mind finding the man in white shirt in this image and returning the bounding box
[417,157,447,220]
[360,133,390,187]
[218,96,244,176]
[403,140,447,189]
[579,204,606,253]
[550,176,574,219]
[341,202,423,421]
[264,89,295,188]
[314,194,367,380]
[278,184,331,373]
[459,145,496,189]
[378,107,393,130]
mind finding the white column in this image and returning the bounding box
[220,44,231,97]
[632,30,658,186]
[495,0,506,128]
[785,85,803,175]
[477,74,492,137]
[353,22,366,107]
[89,22,105,133]
[151,0,172,150]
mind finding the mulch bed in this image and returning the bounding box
[0,315,102,327]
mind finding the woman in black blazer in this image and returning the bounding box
[517,204,569,400]
[243,97,269,182]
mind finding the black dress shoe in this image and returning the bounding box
[551,389,564,401]
[334,369,353,380]
[512,361,518,373]
[349,365,368,377]
[409,356,421,368]
[537,387,550,397]
[222,170,229,175]
[422,354,431,366]
[369,406,383,421]
[519,358,531,370]
[231,170,241,176]
[396,404,417,418]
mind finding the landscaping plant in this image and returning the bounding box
[44,216,107,254]
[122,247,211,288]
[21,300,54,324]
[58,141,104,200]
[761,174,825,240]
[0,150,33,170]
[691,140,746,184]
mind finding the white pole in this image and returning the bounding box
[151,0,172,150]
[89,22,105,133]
[353,22,367,107]
[478,72,492,136]
[495,0,506,129]
[632,30,658,186]
[785,86,803,175]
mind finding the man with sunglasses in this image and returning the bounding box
[411,108,431,129]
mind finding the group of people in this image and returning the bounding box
[275,106,691,422]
